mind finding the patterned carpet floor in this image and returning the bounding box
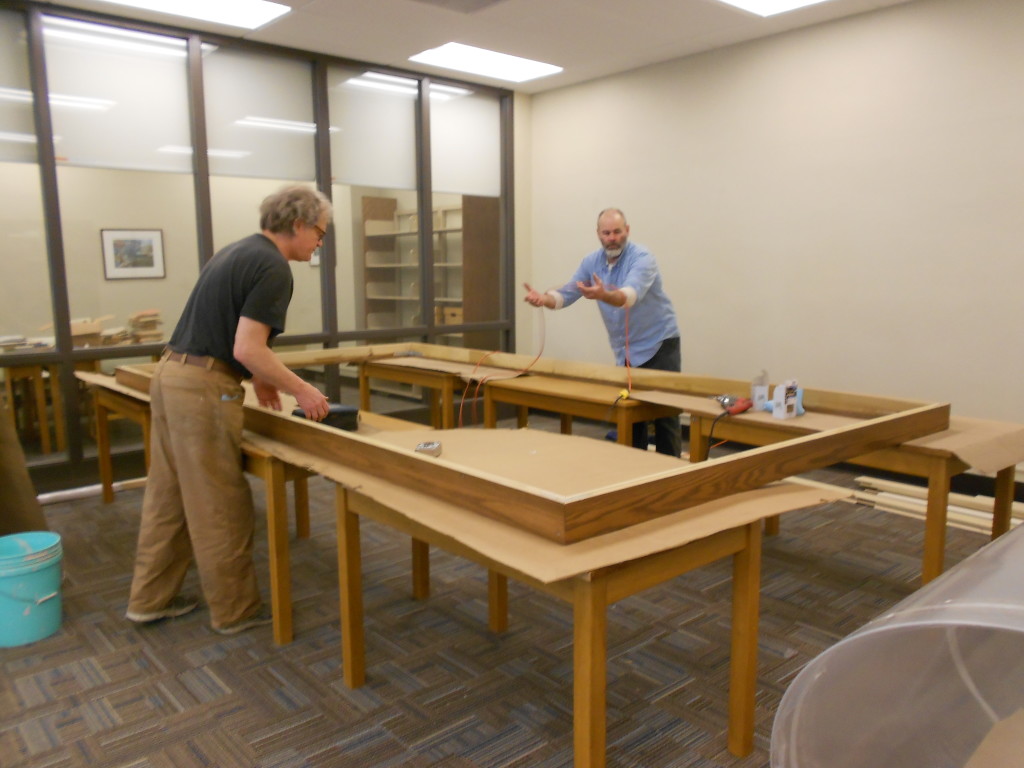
[0,423,991,768]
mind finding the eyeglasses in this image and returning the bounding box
[311,223,327,242]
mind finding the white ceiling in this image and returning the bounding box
[34,0,917,94]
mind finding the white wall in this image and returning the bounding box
[519,0,1024,423]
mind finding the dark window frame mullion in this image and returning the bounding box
[311,56,341,399]
[417,76,434,343]
[187,34,214,269]
[25,6,83,461]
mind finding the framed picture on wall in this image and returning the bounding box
[101,229,165,280]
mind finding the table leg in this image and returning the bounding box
[95,395,115,504]
[922,459,952,584]
[483,389,498,429]
[517,405,528,429]
[991,466,1016,539]
[689,415,709,463]
[615,411,630,446]
[336,486,366,688]
[441,377,455,429]
[31,368,51,454]
[574,577,608,768]
[488,571,508,633]
[561,413,574,435]
[358,366,371,412]
[728,522,761,757]
[294,475,310,539]
[48,366,66,453]
[411,539,430,599]
[428,390,442,429]
[261,456,292,645]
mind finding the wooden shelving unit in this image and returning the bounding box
[359,194,498,346]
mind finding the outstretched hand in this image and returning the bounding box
[578,273,608,301]
[522,282,552,308]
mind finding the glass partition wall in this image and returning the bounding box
[0,4,513,490]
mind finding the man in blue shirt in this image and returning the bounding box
[524,208,682,457]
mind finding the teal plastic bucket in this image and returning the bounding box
[0,531,63,647]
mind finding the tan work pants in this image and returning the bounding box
[127,360,261,628]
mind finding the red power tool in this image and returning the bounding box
[715,395,753,415]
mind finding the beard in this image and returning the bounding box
[604,246,623,258]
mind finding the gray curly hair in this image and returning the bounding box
[259,185,333,234]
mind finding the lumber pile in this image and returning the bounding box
[855,476,1023,534]
[127,309,163,344]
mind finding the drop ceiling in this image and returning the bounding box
[32,0,917,93]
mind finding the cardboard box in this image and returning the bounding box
[435,307,462,325]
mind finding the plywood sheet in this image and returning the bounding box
[904,416,1024,474]
[366,427,685,498]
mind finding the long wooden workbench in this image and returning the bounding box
[240,426,848,767]
[78,367,853,766]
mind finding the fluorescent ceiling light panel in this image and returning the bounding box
[235,116,340,134]
[409,42,561,83]
[345,72,473,101]
[91,0,290,29]
[158,145,251,158]
[44,16,188,57]
[346,72,419,97]
[236,116,318,133]
[0,86,116,111]
[712,0,837,16]
[0,131,38,144]
[431,83,473,98]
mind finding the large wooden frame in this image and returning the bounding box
[115,343,949,544]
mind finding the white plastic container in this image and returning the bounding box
[771,522,1024,768]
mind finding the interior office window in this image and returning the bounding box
[0,10,55,352]
[430,86,502,350]
[42,15,199,351]
[204,49,321,337]
[0,10,59,461]
[327,66,419,337]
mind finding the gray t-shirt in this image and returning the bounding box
[168,233,292,378]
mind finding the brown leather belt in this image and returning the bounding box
[163,350,241,381]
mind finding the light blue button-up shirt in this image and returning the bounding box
[550,241,679,367]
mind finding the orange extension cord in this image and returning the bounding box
[458,301,634,427]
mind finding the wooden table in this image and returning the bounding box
[483,375,682,448]
[357,356,522,429]
[337,484,762,767]
[682,406,1023,583]
[84,355,904,766]
[358,359,463,429]
[238,427,847,768]
[3,364,55,453]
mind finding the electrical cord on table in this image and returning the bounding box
[457,309,546,428]
[602,305,634,436]
[703,410,730,461]
[478,293,633,433]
